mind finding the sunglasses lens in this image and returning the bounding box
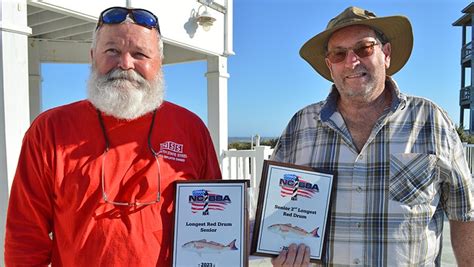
[102,8,129,24]
[354,44,375,58]
[132,9,158,28]
[327,51,347,64]
[97,7,160,33]
[327,42,377,64]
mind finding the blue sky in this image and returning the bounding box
[42,0,471,138]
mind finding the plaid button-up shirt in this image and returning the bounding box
[272,77,474,266]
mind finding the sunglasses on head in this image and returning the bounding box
[96,7,161,34]
[326,41,380,64]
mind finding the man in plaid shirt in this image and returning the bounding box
[271,6,474,267]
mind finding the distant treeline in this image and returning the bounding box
[457,125,474,144]
[228,127,474,149]
[228,138,279,150]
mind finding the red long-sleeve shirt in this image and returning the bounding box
[5,100,222,266]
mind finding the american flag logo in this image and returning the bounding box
[279,174,319,199]
[189,189,231,215]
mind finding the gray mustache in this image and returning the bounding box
[106,69,145,84]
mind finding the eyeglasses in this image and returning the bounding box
[96,7,161,34]
[326,41,380,64]
[98,109,161,206]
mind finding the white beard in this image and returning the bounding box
[87,66,165,120]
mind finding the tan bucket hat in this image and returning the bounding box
[300,6,413,81]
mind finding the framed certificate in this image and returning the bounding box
[251,160,335,263]
[172,180,248,267]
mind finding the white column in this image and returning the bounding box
[206,55,229,176]
[29,38,42,121]
[224,0,234,56]
[0,0,31,262]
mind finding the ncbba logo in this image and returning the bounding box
[279,174,319,201]
[188,189,231,215]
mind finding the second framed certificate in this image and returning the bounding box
[251,160,335,263]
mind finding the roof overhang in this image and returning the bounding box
[27,2,214,64]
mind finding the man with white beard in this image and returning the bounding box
[4,7,221,266]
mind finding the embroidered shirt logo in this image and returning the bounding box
[160,141,183,153]
[159,141,187,162]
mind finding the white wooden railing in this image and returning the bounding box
[463,143,474,176]
[222,146,273,188]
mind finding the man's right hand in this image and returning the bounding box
[271,243,311,267]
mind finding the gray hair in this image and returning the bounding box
[373,28,389,45]
[91,18,164,59]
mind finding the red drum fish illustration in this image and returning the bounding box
[182,239,238,256]
[268,223,320,239]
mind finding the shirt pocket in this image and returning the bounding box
[389,153,439,206]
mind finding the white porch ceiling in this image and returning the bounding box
[27,4,207,64]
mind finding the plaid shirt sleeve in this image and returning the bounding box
[272,110,298,163]
[442,122,474,221]
[272,104,323,164]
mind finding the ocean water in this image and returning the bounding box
[229,137,277,144]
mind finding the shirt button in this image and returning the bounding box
[356,222,362,228]
[356,186,363,192]
[353,258,361,264]
[359,155,364,160]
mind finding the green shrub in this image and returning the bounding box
[456,125,474,144]
[228,142,252,150]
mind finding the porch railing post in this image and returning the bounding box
[255,146,272,188]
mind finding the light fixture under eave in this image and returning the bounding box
[197,7,216,31]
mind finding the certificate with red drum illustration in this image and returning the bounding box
[172,180,248,267]
[251,160,335,263]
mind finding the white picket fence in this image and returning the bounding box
[222,146,273,188]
